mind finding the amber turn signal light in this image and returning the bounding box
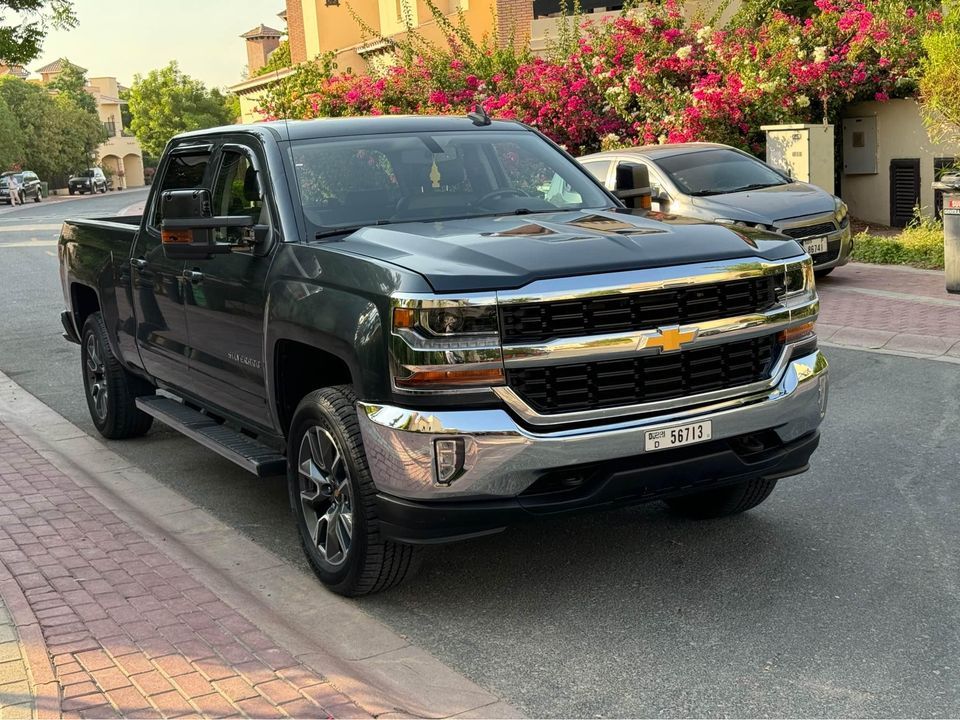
[393,307,417,329]
[779,321,816,344]
[161,229,193,244]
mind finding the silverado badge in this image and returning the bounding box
[642,326,699,353]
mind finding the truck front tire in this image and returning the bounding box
[287,386,420,596]
[80,313,154,439]
[664,478,778,519]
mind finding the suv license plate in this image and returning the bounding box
[645,421,712,452]
[803,236,828,255]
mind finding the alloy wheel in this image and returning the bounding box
[298,425,354,567]
[84,333,109,421]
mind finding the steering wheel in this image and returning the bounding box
[476,188,530,207]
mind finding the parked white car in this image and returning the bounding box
[579,143,853,275]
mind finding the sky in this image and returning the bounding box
[31,0,283,90]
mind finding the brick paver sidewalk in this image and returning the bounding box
[0,421,370,719]
[0,594,35,718]
[817,263,960,359]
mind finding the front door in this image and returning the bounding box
[182,141,275,429]
[131,145,213,389]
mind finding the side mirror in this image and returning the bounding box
[159,188,257,260]
[613,163,653,211]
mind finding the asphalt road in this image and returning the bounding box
[1,192,958,717]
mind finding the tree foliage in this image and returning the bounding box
[48,57,96,114]
[919,2,960,142]
[0,93,23,168]
[0,75,104,184]
[0,0,76,64]
[127,62,236,156]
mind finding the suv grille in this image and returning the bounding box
[506,335,781,414]
[781,222,836,239]
[500,276,778,344]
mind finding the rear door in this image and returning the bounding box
[130,143,213,389]
[181,139,275,428]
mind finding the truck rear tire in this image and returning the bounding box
[287,385,420,596]
[81,313,154,439]
[664,478,778,519]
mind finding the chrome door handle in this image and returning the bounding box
[130,258,148,270]
[183,270,204,283]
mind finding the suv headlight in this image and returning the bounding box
[391,297,504,390]
[834,197,849,227]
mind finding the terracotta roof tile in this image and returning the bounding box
[241,24,283,39]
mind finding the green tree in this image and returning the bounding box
[919,3,960,143]
[0,93,23,169]
[48,58,96,114]
[127,61,236,156]
[0,0,76,64]
[0,75,103,184]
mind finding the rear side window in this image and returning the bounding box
[580,159,612,185]
[151,151,210,228]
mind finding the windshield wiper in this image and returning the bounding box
[726,182,782,193]
[315,219,393,240]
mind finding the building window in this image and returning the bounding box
[103,120,117,137]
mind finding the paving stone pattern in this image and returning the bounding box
[0,597,35,719]
[0,422,370,719]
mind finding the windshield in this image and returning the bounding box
[290,130,611,234]
[656,148,789,196]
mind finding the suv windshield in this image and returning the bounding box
[290,130,611,234]
[657,148,789,196]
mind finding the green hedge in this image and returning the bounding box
[851,222,945,269]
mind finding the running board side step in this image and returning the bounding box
[136,396,287,478]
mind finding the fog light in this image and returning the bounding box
[434,438,465,485]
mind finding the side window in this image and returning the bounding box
[581,159,612,186]
[212,148,267,242]
[213,150,263,220]
[150,151,210,228]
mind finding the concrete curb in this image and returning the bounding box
[0,561,61,718]
[0,372,522,719]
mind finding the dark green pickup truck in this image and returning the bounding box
[58,116,828,596]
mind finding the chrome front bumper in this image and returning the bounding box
[816,223,853,271]
[357,348,828,501]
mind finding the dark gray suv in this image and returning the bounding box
[0,171,42,204]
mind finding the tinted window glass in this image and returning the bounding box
[151,152,210,227]
[656,149,788,196]
[291,131,610,234]
[212,150,267,241]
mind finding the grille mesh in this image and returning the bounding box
[500,275,778,344]
[506,335,781,414]
[781,222,837,239]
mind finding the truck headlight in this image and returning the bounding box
[391,297,504,390]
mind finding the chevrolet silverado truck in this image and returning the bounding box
[58,116,828,596]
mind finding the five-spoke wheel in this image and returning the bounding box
[298,425,354,568]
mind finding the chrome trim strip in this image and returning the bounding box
[493,339,817,426]
[495,255,806,306]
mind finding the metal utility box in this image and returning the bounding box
[841,116,878,175]
[761,123,835,195]
[933,174,960,294]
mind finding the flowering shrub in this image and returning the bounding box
[257,0,939,154]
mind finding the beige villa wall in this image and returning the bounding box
[841,99,959,227]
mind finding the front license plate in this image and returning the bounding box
[645,421,712,452]
[803,236,828,255]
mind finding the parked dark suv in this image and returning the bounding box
[68,168,108,195]
[0,171,42,204]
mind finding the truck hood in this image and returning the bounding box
[689,182,835,224]
[333,209,803,293]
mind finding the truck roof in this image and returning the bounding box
[172,115,527,143]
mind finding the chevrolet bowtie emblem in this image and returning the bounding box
[642,325,699,353]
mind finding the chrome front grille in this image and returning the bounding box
[499,275,779,344]
[506,334,782,414]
